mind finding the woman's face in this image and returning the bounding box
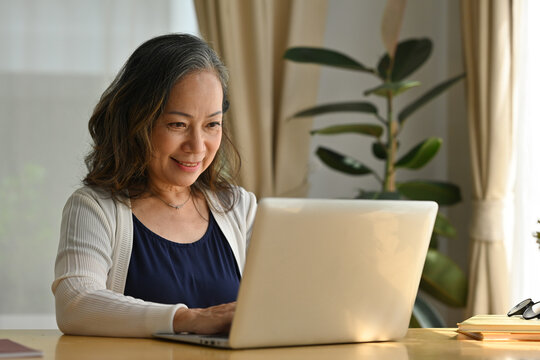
[148,70,223,191]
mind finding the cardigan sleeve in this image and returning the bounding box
[51,189,185,337]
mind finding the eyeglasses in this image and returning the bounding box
[507,298,540,319]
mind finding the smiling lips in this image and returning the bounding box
[172,157,202,172]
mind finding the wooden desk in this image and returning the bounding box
[2,329,540,359]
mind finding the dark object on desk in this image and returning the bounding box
[507,298,540,320]
[523,301,540,320]
[507,298,534,316]
[0,339,42,358]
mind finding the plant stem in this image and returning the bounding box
[383,91,396,192]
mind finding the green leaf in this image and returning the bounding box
[315,147,373,175]
[377,38,433,81]
[356,191,401,200]
[372,142,387,160]
[311,124,383,138]
[284,47,375,73]
[398,73,466,124]
[292,102,378,118]
[397,180,462,205]
[433,213,457,238]
[420,248,468,307]
[364,80,420,97]
[395,137,442,169]
[372,141,400,160]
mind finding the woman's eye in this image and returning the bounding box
[168,122,186,128]
[208,121,222,128]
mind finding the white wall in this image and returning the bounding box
[308,0,469,326]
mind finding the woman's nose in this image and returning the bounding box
[183,129,205,153]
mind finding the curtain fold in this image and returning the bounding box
[460,0,515,316]
[194,0,328,197]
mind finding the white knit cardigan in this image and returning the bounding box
[51,186,257,337]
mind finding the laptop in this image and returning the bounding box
[154,198,438,349]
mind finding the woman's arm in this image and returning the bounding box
[52,189,184,337]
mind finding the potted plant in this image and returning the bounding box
[283,1,467,327]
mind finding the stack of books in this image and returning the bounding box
[458,315,540,341]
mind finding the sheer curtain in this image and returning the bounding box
[0,0,198,329]
[509,0,540,306]
[460,0,514,316]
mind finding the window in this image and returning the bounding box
[0,0,198,329]
[508,0,540,306]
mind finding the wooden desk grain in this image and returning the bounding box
[2,329,540,359]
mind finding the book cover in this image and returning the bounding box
[458,315,540,333]
[0,339,42,358]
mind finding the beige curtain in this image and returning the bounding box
[194,0,328,197]
[461,0,515,316]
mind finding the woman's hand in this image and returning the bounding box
[173,302,236,334]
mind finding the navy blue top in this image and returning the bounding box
[124,212,241,308]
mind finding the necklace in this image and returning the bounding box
[154,190,191,210]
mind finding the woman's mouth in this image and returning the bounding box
[172,158,201,172]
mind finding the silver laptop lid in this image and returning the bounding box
[229,198,437,348]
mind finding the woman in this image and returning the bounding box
[51,34,257,337]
